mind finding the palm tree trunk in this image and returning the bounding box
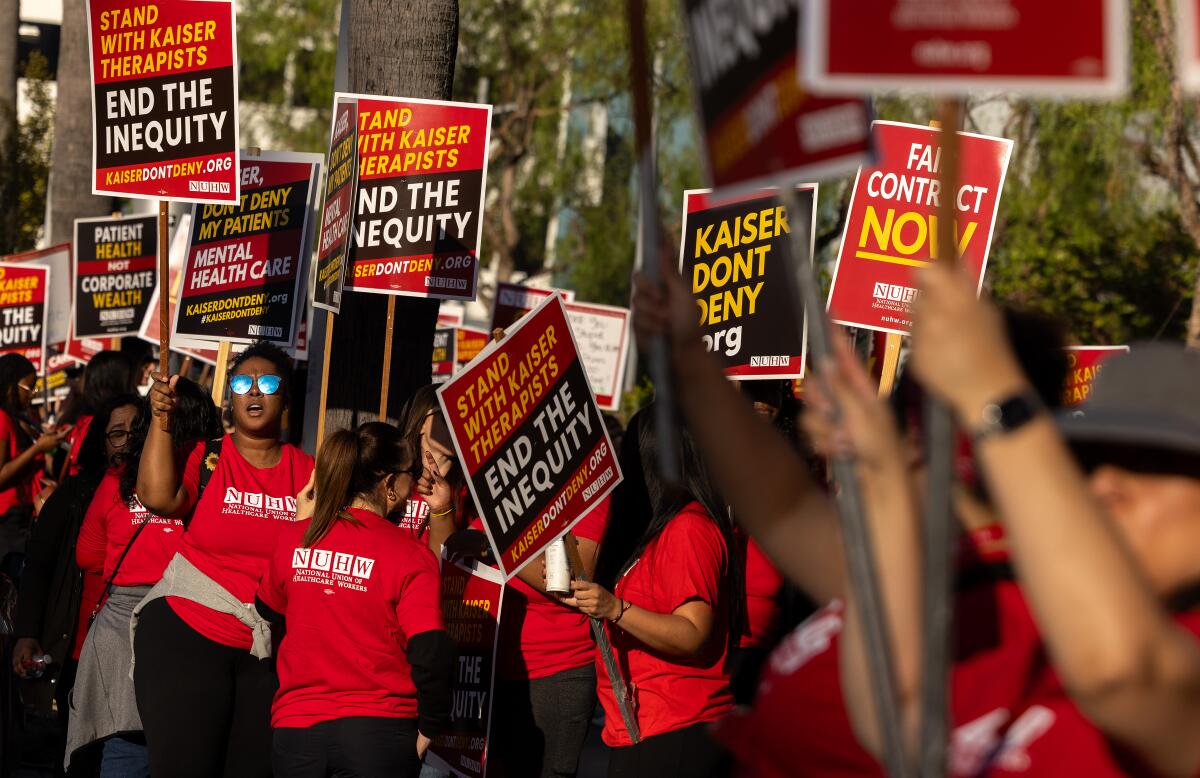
[47,0,112,245]
[0,0,18,153]
[323,0,459,431]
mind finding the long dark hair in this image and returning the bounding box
[117,379,221,504]
[595,405,745,651]
[75,392,143,475]
[0,353,36,447]
[305,422,414,547]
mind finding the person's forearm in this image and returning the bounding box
[673,342,844,603]
[426,508,458,555]
[976,415,1200,776]
[137,424,183,516]
[840,462,923,758]
[0,445,40,491]
[610,604,708,657]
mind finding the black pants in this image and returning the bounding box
[133,598,277,778]
[489,663,596,778]
[273,717,422,778]
[607,723,731,778]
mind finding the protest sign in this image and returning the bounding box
[34,352,78,403]
[827,121,1012,335]
[438,295,622,579]
[173,151,321,346]
[1063,346,1129,406]
[456,327,489,370]
[680,0,870,191]
[563,302,630,412]
[0,262,50,373]
[73,214,157,338]
[4,244,72,347]
[432,328,457,384]
[64,333,120,365]
[805,0,1127,97]
[490,282,575,333]
[313,97,359,313]
[679,187,814,379]
[140,212,219,365]
[438,302,466,328]
[339,93,492,301]
[86,0,239,203]
[426,558,503,778]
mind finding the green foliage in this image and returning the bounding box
[0,52,53,254]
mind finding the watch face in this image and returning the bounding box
[998,394,1042,429]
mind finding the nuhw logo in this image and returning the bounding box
[292,547,376,580]
[224,487,297,513]
[872,282,918,303]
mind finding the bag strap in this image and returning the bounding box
[91,437,224,619]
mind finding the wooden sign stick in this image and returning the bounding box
[316,311,335,455]
[157,200,170,430]
[379,296,396,420]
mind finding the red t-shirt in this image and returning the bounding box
[740,535,783,649]
[398,494,430,538]
[65,414,93,477]
[497,499,611,681]
[257,507,444,728]
[76,469,184,586]
[0,412,39,513]
[169,435,314,649]
[596,502,733,746]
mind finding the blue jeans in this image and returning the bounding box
[101,735,150,778]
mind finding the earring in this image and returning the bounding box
[387,491,397,501]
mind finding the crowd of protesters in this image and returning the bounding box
[2,248,1199,778]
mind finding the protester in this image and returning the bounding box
[837,261,1200,777]
[67,382,220,774]
[0,353,71,578]
[565,407,740,778]
[12,393,140,776]
[132,341,313,777]
[256,422,453,777]
[60,351,138,478]
[399,385,450,541]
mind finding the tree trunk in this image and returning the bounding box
[48,0,112,245]
[0,0,18,153]
[323,0,458,432]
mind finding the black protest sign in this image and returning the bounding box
[313,97,359,313]
[678,186,815,379]
[74,214,158,338]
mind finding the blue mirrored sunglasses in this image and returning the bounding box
[229,374,282,396]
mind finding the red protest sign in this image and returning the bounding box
[490,281,574,333]
[438,302,466,328]
[455,327,489,370]
[805,0,1128,97]
[173,151,321,347]
[1063,346,1129,406]
[827,121,1012,335]
[426,559,503,778]
[139,212,219,365]
[681,0,871,191]
[0,262,51,373]
[341,93,492,301]
[73,214,158,338]
[563,302,630,413]
[86,0,240,203]
[438,296,622,579]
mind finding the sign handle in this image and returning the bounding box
[919,98,965,778]
[784,186,911,778]
[877,333,903,397]
[624,0,679,483]
[379,296,396,420]
[157,200,170,430]
[316,312,335,455]
[211,341,232,407]
[562,534,640,744]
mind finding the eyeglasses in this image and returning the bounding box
[16,383,34,394]
[106,429,130,445]
[229,374,282,396]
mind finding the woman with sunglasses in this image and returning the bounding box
[68,382,220,775]
[0,353,71,575]
[256,422,453,777]
[132,342,314,778]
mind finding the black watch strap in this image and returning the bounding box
[970,391,1044,442]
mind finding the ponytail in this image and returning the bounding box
[303,422,413,547]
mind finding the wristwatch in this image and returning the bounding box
[970,391,1044,442]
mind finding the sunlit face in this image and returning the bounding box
[229,356,285,437]
[105,404,138,464]
[1089,465,1200,596]
[420,410,456,478]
